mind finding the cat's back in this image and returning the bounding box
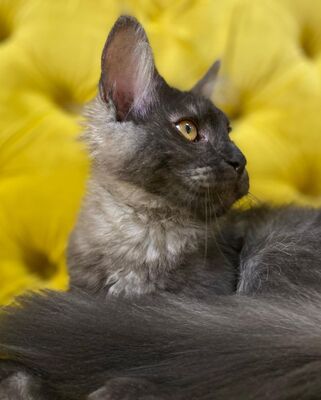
[234,204,321,295]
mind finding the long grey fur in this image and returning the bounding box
[2,14,321,400]
[1,289,321,399]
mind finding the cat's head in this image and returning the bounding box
[86,16,249,220]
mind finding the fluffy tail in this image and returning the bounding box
[1,290,321,399]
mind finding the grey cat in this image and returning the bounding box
[67,15,248,298]
[2,15,321,400]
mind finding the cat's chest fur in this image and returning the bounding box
[67,181,227,296]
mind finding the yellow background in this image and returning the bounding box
[0,0,321,304]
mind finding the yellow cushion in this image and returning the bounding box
[0,0,320,304]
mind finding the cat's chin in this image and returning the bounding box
[191,170,249,221]
[235,169,250,198]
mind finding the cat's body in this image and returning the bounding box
[69,175,239,298]
[3,203,321,399]
[2,15,321,400]
[69,171,321,298]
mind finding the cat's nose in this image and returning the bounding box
[223,146,247,175]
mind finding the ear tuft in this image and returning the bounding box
[100,16,159,121]
[192,60,221,99]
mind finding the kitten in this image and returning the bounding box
[3,14,321,400]
[67,15,249,298]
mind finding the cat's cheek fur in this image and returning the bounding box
[84,97,143,173]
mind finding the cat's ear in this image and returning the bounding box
[99,16,160,121]
[191,60,221,99]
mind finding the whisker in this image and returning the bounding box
[210,191,238,267]
[203,187,209,268]
[247,191,263,207]
[216,192,228,215]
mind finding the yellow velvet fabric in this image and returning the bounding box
[0,0,321,304]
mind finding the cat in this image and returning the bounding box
[67,15,249,298]
[67,16,321,302]
[2,14,321,400]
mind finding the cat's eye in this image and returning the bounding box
[175,120,198,142]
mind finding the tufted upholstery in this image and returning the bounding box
[0,0,321,304]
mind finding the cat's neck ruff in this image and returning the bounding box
[72,178,210,296]
[95,174,202,223]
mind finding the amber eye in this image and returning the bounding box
[175,120,198,142]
